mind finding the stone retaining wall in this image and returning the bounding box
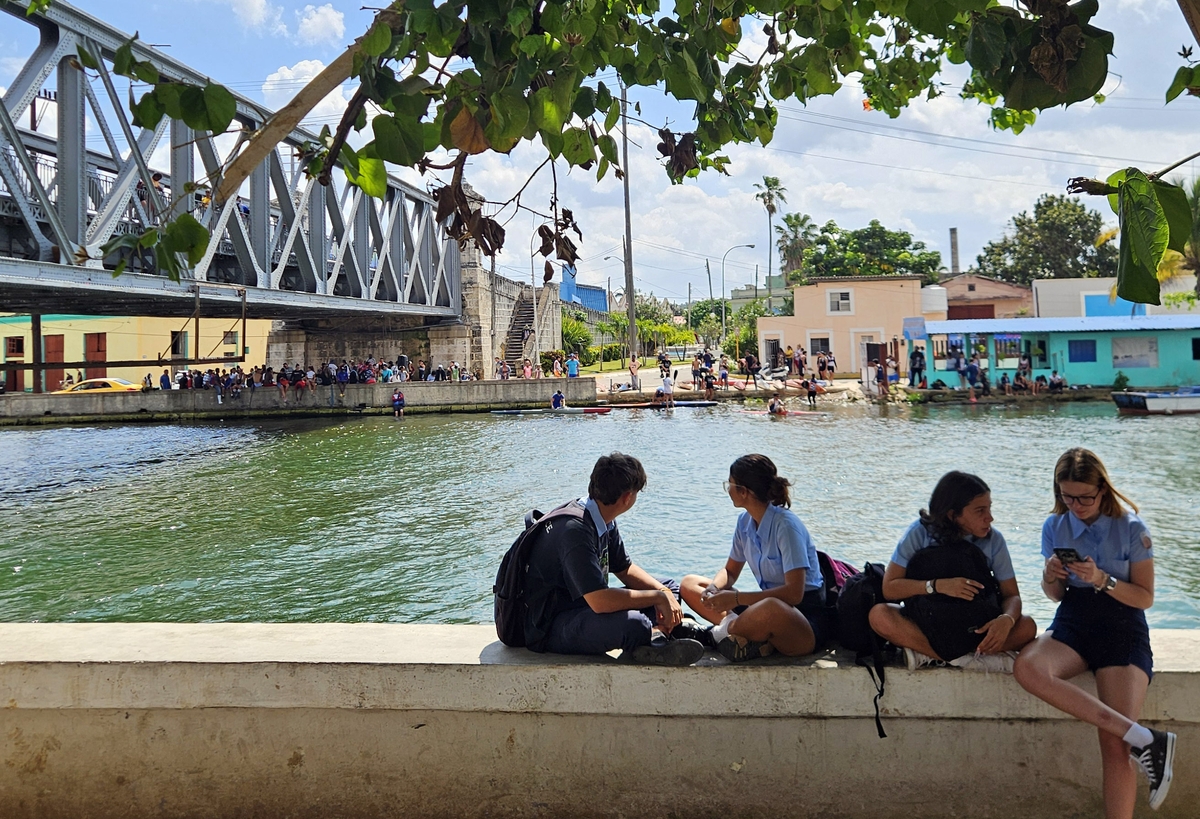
[0,623,1195,818]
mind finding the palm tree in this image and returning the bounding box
[776,212,818,279]
[754,176,787,284]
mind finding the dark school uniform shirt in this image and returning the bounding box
[522,498,632,649]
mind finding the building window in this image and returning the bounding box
[1024,335,1049,369]
[995,334,1021,369]
[1068,339,1097,363]
[223,331,238,346]
[1112,336,1159,369]
[810,336,831,354]
[6,337,24,356]
[827,291,852,313]
[967,284,976,292]
[170,331,188,357]
[1193,338,1200,360]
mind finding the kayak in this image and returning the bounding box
[740,409,828,418]
[611,400,719,409]
[491,407,612,416]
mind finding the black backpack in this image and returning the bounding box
[836,562,891,738]
[492,502,587,647]
[902,537,1002,662]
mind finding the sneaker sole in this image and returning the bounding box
[625,639,705,666]
[1148,732,1176,810]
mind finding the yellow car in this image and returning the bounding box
[52,378,142,394]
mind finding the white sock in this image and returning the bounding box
[711,612,738,644]
[1124,723,1154,748]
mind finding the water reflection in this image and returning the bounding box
[1,403,1197,627]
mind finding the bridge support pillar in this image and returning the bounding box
[30,312,41,394]
[55,55,86,245]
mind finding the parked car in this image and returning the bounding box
[51,378,141,394]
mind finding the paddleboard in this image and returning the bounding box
[740,409,828,418]
[490,407,612,416]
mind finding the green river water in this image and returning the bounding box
[1,402,1198,628]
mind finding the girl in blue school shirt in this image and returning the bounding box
[868,470,1037,670]
[1013,448,1176,815]
[679,454,829,662]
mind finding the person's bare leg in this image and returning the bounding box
[999,615,1038,652]
[1013,635,1139,741]
[1094,665,1151,819]
[728,598,815,656]
[868,603,940,658]
[680,575,725,625]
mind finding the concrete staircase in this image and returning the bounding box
[503,291,536,370]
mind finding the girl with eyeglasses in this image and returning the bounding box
[677,454,830,662]
[1013,448,1175,815]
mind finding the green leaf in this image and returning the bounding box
[361,21,392,57]
[75,44,100,71]
[113,41,135,77]
[597,134,618,164]
[1118,170,1167,300]
[131,91,165,129]
[529,86,565,132]
[133,61,159,84]
[560,126,595,166]
[572,85,596,120]
[1166,66,1196,103]
[202,83,237,133]
[604,99,620,132]
[1152,180,1191,255]
[965,18,1006,75]
[161,213,211,266]
[352,157,388,198]
[1104,169,1126,215]
[373,114,420,166]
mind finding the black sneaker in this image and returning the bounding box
[622,638,704,666]
[717,635,774,663]
[1130,728,1176,810]
[670,620,716,648]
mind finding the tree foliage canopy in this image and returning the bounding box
[975,193,1116,285]
[801,219,943,284]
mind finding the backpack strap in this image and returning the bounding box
[865,638,888,739]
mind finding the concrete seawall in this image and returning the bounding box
[1,624,1195,818]
[0,377,598,424]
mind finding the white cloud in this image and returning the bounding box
[295,4,346,47]
[224,0,287,35]
[262,59,354,132]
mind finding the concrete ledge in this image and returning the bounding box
[2,624,1196,818]
[0,378,598,424]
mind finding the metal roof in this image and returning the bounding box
[923,315,1200,335]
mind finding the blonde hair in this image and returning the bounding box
[1051,448,1138,517]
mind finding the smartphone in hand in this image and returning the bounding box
[1054,547,1084,565]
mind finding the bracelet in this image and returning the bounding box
[998,613,1016,625]
[932,578,938,594]
[734,590,740,605]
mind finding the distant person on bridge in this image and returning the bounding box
[516,453,705,665]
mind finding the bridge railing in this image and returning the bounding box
[0,0,459,316]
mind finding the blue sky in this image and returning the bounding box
[2,0,1197,304]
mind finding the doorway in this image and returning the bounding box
[84,333,107,379]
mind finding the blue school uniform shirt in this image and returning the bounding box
[890,520,1016,582]
[1041,511,1152,588]
[729,504,823,592]
[566,358,579,376]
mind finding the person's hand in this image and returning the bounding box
[654,589,683,632]
[936,577,983,601]
[700,585,738,614]
[1043,555,1070,584]
[974,614,1015,654]
[1067,556,1105,586]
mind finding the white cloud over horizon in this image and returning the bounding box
[294,4,345,46]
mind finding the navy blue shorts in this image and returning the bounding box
[1049,586,1153,680]
[733,587,831,650]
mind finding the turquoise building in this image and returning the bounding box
[904,315,1200,389]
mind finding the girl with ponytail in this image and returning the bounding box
[678,454,830,662]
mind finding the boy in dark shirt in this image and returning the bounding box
[522,453,706,665]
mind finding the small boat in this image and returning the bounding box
[1111,386,1200,415]
[740,409,828,418]
[490,406,612,416]
[610,400,719,409]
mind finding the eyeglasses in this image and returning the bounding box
[723,480,741,493]
[1058,490,1101,507]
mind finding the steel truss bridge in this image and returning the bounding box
[0,0,461,321]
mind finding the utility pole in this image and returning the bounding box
[620,84,637,365]
[706,260,713,300]
[687,282,692,330]
[766,264,773,314]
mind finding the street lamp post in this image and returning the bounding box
[721,243,755,341]
[529,228,541,367]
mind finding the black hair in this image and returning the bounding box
[729,454,791,508]
[919,471,990,544]
[588,453,647,505]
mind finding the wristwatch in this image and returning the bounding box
[1101,574,1118,593]
[926,579,936,595]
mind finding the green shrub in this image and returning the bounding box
[601,343,624,361]
[540,349,564,374]
[1113,371,1130,391]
